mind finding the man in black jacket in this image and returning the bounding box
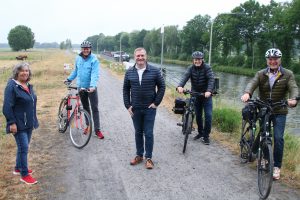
[177,51,215,145]
[123,47,165,169]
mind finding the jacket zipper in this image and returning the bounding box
[24,112,27,126]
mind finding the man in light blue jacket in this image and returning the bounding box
[66,40,104,139]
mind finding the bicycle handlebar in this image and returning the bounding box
[183,89,204,97]
[247,96,299,109]
[64,81,89,92]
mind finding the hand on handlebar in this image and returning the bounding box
[64,79,71,85]
[287,99,297,107]
[205,91,212,98]
[241,93,250,103]
[176,87,184,94]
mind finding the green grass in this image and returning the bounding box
[212,107,241,133]
[283,133,300,172]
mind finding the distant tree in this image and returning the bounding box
[7,25,35,51]
[60,41,65,49]
[59,39,72,49]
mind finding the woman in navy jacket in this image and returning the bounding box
[2,62,39,185]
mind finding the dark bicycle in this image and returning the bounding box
[173,90,204,153]
[57,82,92,149]
[240,97,299,200]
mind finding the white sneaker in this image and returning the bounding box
[273,167,281,180]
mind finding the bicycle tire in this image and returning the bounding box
[69,108,92,149]
[183,112,193,153]
[181,111,187,134]
[240,120,255,163]
[257,142,273,200]
[57,98,68,133]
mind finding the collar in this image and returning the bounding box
[264,66,284,76]
[133,63,150,71]
[79,52,91,59]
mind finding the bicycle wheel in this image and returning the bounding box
[181,111,187,134]
[69,108,92,149]
[183,112,193,153]
[240,120,255,163]
[57,98,68,133]
[257,142,273,200]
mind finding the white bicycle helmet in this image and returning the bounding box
[80,40,92,48]
[265,48,282,58]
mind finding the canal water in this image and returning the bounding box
[157,62,300,136]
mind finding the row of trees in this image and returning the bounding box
[6,0,300,71]
[86,0,300,71]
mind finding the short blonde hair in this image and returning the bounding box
[134,47,147,56]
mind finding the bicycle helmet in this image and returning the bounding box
[80,40,92,48]
[265,48,282,58]
[192,51,204,59]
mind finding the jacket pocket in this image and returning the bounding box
[24,112,27,126]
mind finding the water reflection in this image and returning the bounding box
[156,62,300,136]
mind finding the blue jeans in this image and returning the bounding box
[13,129,32,177]
[132,108,157,159]
[271,114,286,168]
[194,96,213,138]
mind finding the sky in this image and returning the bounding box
[0,0,291,44]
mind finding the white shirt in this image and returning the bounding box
[136,66,146,85]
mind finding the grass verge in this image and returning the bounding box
[102,58,300,189]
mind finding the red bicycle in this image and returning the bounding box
[57,83,92,148]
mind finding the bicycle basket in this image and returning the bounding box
[172,98,186,114]
[242,103,256,121]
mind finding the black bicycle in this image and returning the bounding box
[173,90,204,153]
[240,97,299,199]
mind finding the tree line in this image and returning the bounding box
[86,0,300,71]
[6,0,300,72]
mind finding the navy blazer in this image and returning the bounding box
[2,79,39,133]
[123,63,165,109]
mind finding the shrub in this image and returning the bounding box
[213,107,241,133]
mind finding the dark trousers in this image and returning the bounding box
[79,89,100,131]
[194,96,213,138]
[132,108,157,159]
[14,129,32,177]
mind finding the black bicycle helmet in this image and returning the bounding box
[265,48,282,58]
[192,51,204,59]
[80,40,92,48]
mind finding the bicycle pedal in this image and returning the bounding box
[177,123,183,127]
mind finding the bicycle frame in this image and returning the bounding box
[65,86,85,129]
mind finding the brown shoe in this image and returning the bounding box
[130,156,143,165]
[145,158,154,169]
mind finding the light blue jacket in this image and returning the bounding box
[68,53,100,88]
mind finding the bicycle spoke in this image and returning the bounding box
[69,109,92,149]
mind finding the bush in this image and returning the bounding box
[213,108,241,133]
[227,55,245,67]
[178,53,189,61]
[290,62,300,74]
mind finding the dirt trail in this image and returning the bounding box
[42,67,300,200]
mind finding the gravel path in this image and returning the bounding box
[45,67,300,200]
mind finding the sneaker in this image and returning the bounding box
[20,175,38,185]
[13,169,33,175]
[145,158,154,169]
[130,156,144,165]
[193,133,203,140]
[201,137,210,145]
[95,130,104,139]
[83,126,90,135]
[273,167,281,180]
